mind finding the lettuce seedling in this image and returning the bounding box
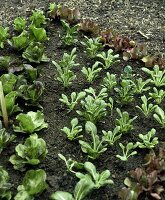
[61,118,83,140]
[0,56,11,71]
[97,49,119,69]
[22,42,49,63]
[79,121,107,159]
[29,9,47,27]
[102,72,117,91]
[0,166,12,200]
[149,87,165,104]
[116,142,138,161]
[61,20,79,46]
[0,26,9,48]
[79,18,100,35]
[153,106,165,128]
[9,133,47,170]
[81,61,102,83]
[13,17,27,32]
[0,74,17,94]
[142,65,165,87]
[136,128,158,149]
[115,108,137,133]
[23,64,39,81]
[47,3,61,19]
[59,91,86,112]
[29,25,48,42]
[133,78,151,94]
[81,36,103,59]
[136,95,158,118]
[13,110,48,134]
[14,169,48,200]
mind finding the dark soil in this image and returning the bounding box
[0,1,165,200]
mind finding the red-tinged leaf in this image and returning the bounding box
[79,18,100,34]
[129,168,143,182]
[113,36,135,52]
[100,28,117,46]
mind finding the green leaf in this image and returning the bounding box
[50,191,74,200]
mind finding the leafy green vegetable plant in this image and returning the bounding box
[13,111,48,134]
[61,118,83,140]
[47,3,61,19]
[29,25,48,42]
[136,128,158,149]
[153,106,165,128]
[133,78,151,94]
[107,97,114,116]
[149,87,165,104]
[81,61,102,83]
[29,9,47,27]
[14,169,48,200]
[59,91,86,112]
[97,49,119,69]
[9,133,47,170]
[81,36,103,58]
[13,17,27,32]
[23,64,39,81]
[136,95,157,118]
[115,108,137,133]
[79,121,107,159]
[0,26,9,48]
[116,142,138,161]
[0,56,11,71]
[101,72,117,91]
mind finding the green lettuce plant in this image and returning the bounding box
[0,56,11,71]
[116,142,138,161]
[102,72,117,91]
[133,78,150,94]
[29,9,47,27]
[13,111,48,134]
[23,64,39,81]
[81,61,102,83]
[61,118,83,140]
[136,95,157,118]
[121,65,134,80]
[13,17,27,32]
[0,26,9,48]
[47,2,61,19]
[79,121,107,159]
[14,169,48,200]
[97,49,119,69]
[0,74,17,94]
[153,106,165,128]
[9,133,47,170]
[29,25,48,42]
[136,128,158,149]
[59,91,86,112]
[149,87,165,104]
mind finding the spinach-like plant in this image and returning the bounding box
[97,49,119,69]
[136,128,158,149]
[14,169,48,200]
[79,121,107,159]
[29,9,47,27]
[107,97,114,116]
[103,126,122,146]
[136,95,157,118]
[61,20,79,46]
[116,142,138,161]
[134,78,151,94]
[102,72,117,91]
[13,17,27,32]
[142,65,165,87]
[29,25,48,42]
[81,61,102,83]
[59,91,86,112]
[115,108,137,133]
[0,166,12,200]
[13,110,48,134]
[22,42,49,63]
[61,118,83,140]
[153,106,165,128]
[9,133,47,170]
[149,87,165,104]
[81,36,103,58]
[0,26,9,48]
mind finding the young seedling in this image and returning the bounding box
[81,36,103,58]
[103,126,122,146]
[136,128,158,149]
[29,25,48,42]
[116,142,138,161]
[97,49,119,69]
[115,108,137,133]
[81,61,102,83]
[142,65,165,87]
[133,78,151,94]
[61,118,83,140]
[47,3,61,19]
[79,121,107,159]
[149,87,165,104]
[59,91,86,112]
[13,17,27,32]
[153,106,165,128]
[61,20,79,46]
[136,95,157,118]
[0,26,9,48]
[101,72,117,91]
[120,65,134,80]
[29,9,47,27]
[107,97,114,116]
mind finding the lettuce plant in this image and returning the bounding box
[81,61,102,83]
[0,56,11,71]
[134,78,151,94]
[115,108,137,133]
[0,74,17,94]
[13,111,48,134]
[29,25,48,42]
[79,18,100,34]
[102,72,117,91]
[22,42,49,63]
[47,2,61,19]
[149,87,165,104]
[0,166,12,200]
[0,26,9,48]
[59,91,86,112]
[97,49,119,69]
[23,64,39,81]
[29,9,47,27]
[14,169,48,200]
[81,36,103,58]
[13,17,27,32]
[116,142,138,161]
[61,118,83,140]
[9,133,47,170]
[79,121,107,159]
[136,128,158,149]
[136,95,158,118]
[142,65,165,87]
[153,106,165,128]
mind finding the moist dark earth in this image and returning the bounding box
[0,0,165,200]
